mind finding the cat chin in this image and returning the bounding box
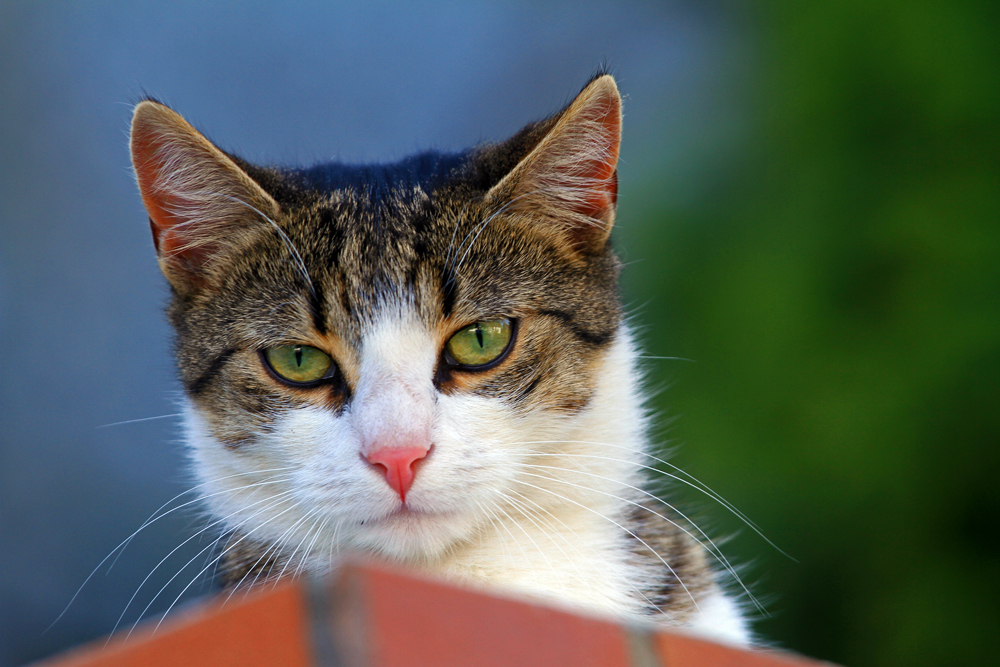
[348,511,477,562]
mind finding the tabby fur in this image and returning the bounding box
[130,74,749,645]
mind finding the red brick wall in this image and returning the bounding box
[35,562,836,667]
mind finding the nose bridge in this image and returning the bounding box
[355,369,431,453]
[352,312,436,455]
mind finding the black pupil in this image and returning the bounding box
[294,346,303,367]
[475,324,484,349]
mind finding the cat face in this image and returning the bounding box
[132,75,629,571]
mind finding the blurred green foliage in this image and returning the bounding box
[620,2,999,665]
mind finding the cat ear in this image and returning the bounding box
[130,100,280,288]
[486,74,622,253]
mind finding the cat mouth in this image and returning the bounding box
[384,504,431,521]
[363,505,424,525]
[366,503,462,531]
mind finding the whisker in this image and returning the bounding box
[220,194,316,298]
[109,468,297,571]
[443,196,480,275]
[499,491,581,569]
[503,488,666,617]
[504,439,790,560]
[147,495,303,636]
[206,530,235,595]
[97,413,183,429]
[275,508,324,584]
[449,190,540,278]
[329,516,347,562]
[515,453,739,569]
[235,505,324,599]
[485,502,539,586]
[114,489,296,639]
[515,462,763,613]
[515,478,700,613]
[491,500,557,589]
[495,491,582,596]
[48,468,295,633]
[473,500,516,574]
[230,517,304,600]
[291,513,332,582]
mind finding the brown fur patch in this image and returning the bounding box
[626,503,716,621]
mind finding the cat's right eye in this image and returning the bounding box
[263,344,334,385]
[445,318,514,369]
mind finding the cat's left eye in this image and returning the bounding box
[445,318,514,369]
[263,344,334,385]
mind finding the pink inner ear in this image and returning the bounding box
[573,155,618,221]
[573,100,620,221]
[533,89,621,250]
[132,128,215,269]
[133,130,181,251]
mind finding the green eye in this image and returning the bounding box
[264,344,333,384]
[445,319,514,368]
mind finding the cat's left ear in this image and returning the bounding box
[485,74,621,253]
[130,99,281,291]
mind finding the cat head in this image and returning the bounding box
[130,75,641,567]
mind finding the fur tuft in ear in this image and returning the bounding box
[486,75,622,253]
[130,100,280,289]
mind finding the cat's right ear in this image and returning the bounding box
[130,100,279,291]
[483,74,622,255]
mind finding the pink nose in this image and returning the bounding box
[364,446,429,502]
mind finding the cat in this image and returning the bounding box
[129,73,751,646]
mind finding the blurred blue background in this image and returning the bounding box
[1,2,997,666]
